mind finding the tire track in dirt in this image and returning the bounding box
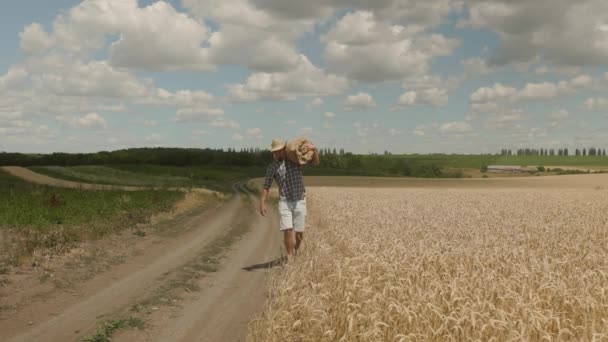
[1,182,280,342]
[128,186,282,342]
[0,166,220,195]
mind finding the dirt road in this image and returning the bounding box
[0,166,220,195]
[1,181,281,342]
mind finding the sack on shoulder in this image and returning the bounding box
[286,137,317,165]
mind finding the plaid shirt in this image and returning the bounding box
[263,159,305,201]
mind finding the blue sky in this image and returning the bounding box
[1,0,608,154]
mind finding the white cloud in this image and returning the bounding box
[227,55,349,101]
[205,24,300,73]
[460,0,608,66]
[232,133,244,141]
[251,0,455,28]
[0,122,56,146]
[534,65,581,76]
[0,67,28,92]
[245,127,264,139]
[300,127,314,136]
[30,59,148,98]
[210,118,240,129]
[140,89,224,123]
[439,121,473,134]
[470,83,517,103]
[396,87,448,107]
[388,128,403,136]
[547,109,569,121]
[22,0,213,71]
[322,11,458,83]
[344,92,376,110]
[67,113,106,128]
[306,97,324,110]
[547,109,570,128]
[108,2,213,71]
[350,122,400,139]
[413,128,425,136]
[461,57,494,77]
[143,120,158,127]
[518,82,559,101]
[19,23,52,55]
[323,111,336,119]
[470,75,594,104]
[583,98,608,111]
[182,0,313,72]
[145,133,162,143]
[173,108,225,122]
[284,120,297,125]
[141,89,215,107]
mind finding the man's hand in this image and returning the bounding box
[259,202,267,216]
[260,188,269,217]
[301,142,316,154]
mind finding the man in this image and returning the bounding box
[260,138,319,261]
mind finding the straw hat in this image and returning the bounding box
[270,138,286,152]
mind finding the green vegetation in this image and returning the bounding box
[493,155,608,167]
[0,169,183,258]
[3,148,608,184]
[30,164,263,192]
[83,317,145,342]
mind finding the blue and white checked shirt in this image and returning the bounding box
[263,159,305,201]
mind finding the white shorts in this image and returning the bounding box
[278,198,307,232]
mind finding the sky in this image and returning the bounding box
[1,0,608,154]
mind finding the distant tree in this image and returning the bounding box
[583,148,587,156]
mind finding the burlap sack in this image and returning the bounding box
[286,137,317,165]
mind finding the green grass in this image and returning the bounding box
[493,155,608,167]
[0,169,183,257]
[29,165,189,188]
[30,164,265,192]
[1,170,182,229]
[382,154,608,169]
[83,317,145,342]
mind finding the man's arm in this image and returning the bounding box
[260,188,269,216]
[260,164,274,216]
[310,147,320,166]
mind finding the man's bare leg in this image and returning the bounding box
[283,229,295,257]
[295,232,304,253]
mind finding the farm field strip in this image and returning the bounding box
[27,165,263,193]
[250,186,608,341]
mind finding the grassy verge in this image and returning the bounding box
[0,169,183,264]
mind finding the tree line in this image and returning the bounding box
[0,147,450,178]
[499,148,607,156]
[0,147,355,168]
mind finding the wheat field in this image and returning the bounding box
[249,187,608,341]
